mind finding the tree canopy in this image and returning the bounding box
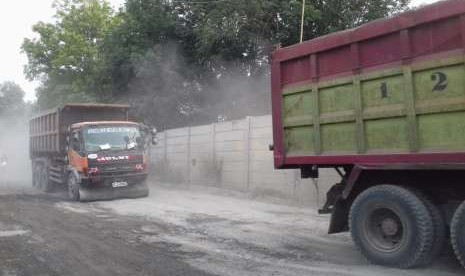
[23,0,410,128]
[22,0,118,108]
[0,82,26,118]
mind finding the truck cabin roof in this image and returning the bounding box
[71,121,139,129]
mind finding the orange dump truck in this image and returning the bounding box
[29,103,156,201]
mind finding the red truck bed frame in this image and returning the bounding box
[271,0,465,169]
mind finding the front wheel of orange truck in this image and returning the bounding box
[67,174,80,202]
[451,201,465,268]
[349,185,434,268]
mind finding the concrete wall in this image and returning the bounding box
[151,115,341,208]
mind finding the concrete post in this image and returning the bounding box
[163,131,168,165]
[211,123,216,186]
[187,127,192,185]
[244,117,252,192]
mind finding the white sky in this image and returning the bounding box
[0,0,124,102]
[0,0,440,102]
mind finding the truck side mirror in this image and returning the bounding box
[72,137,79,149]
[70,131,81,152]
[136,137,144,148]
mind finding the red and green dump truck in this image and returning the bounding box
[271,0,465,269]
[29,103,156,201]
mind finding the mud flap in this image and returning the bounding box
[79,182,149,201]
[319,183,349,234]
[319,183,344,214]
[328,197,349,234]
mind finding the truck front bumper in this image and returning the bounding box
[79,173,149,201]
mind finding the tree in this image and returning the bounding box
[23,0,410,127]
[102,0,176,98]
[22,0,118,110]
[0,82,26,117]
[310,0,409,37]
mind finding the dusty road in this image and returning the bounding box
[0,182,463,276]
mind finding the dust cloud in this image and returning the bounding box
[119,43,272,187]
[119,42,271,130]
[0,116,32,188]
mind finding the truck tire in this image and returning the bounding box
[349,185,434,268]
[39,165,52,192]
[32,164,40,187]
[410,189,446,265]
[139,180,150,198]
[67,174,80,202]
[451,201,465,268]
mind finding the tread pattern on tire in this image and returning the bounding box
[451,201,465,268]
[349,185,434,269]
[408,188,446,265]
[68,174,80,202]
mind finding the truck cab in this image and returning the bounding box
[30,103,156,201]
[66,121,151,201]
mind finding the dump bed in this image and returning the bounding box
[30,103,129,157]
[271,0,465,169]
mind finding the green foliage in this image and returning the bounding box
[23,0,410,127]
[0,82,26,117]
[102,0,176,96]
[22,0,118,109]
[173,0,320,76]
[310,0,409,35]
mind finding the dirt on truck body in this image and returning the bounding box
[29,103,156,201]
[271,0,465,270]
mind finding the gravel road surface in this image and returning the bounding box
[0,181,463,276]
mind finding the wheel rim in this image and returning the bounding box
[363,207,406,253]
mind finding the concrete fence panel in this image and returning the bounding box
[151,115,341,207]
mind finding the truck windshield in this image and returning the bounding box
[84,126,141,151]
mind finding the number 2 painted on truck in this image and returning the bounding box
[431,72,448,92]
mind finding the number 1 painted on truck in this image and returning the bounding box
[380,82,388,99]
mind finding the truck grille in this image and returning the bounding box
[98,161,138,175]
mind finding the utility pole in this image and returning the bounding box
[300,0,306,43]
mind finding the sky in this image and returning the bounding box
[0,0,441,102]
[0,0,124,102]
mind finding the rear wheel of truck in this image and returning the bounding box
[39,165,52,192]
[67,174,80,202]
[32,164,40,187]
[451,201,465,268]
[411,190,446,265]
[349,185,434,268]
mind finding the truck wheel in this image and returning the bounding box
[349,185,434,268]
[451,201,465,268]
[39,165,52,192]
[140,181,149,197]
[32,164,40,187]
[410,189,446,265]
[67,174,80,202]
